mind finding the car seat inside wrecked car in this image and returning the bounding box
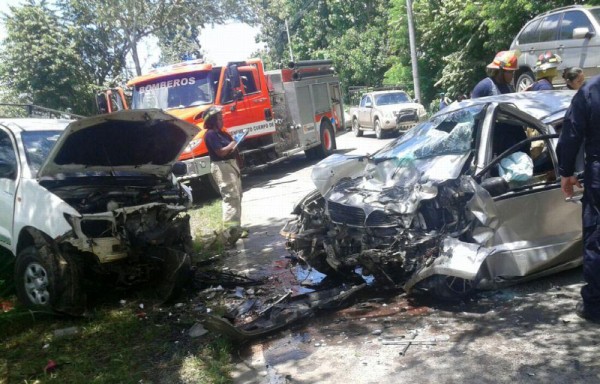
[482,118,558,195]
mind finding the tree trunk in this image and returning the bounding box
[130,38,142,76]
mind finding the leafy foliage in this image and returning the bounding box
[0,1,94,114]
[251,0,391,98]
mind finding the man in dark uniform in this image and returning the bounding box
[558,74,600,323]
[471,50,517,98]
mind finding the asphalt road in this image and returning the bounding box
[219,129,598,384]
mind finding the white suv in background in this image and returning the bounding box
[510,5,600,91]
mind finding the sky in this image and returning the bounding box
[0,0,263,70]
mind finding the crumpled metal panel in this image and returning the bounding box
[324,154,470,219]
[404,237,493,291]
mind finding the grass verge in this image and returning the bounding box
[0,300,234,383]
[188,199,229,259]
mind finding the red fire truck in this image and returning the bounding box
[98,58,345,196]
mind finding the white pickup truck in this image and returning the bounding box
[349,90,426,139]
[0,110,196,315]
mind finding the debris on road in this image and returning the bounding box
[200,284,367,342]
[193,269,263,289]
[188,323,209,338]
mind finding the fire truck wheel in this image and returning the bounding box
[317,121,336,158]
[352,118,363,137]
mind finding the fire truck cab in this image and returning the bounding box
[101,58,345,197]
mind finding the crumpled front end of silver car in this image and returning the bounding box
[281,154,499,297]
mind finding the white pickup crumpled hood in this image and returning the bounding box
[38,109,198,179]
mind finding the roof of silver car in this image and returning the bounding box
[438,90,575,121]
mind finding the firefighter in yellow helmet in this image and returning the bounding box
[471,50,518,98]
[528,51,562,91]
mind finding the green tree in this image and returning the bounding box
[0,1,94,114]
[59,0,129,87]
[251,0,391,100]
[59,0,257,75]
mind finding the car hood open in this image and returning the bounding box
[38,109,198,179]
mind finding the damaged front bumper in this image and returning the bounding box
[281,175,500,297]
[60,202,193,301]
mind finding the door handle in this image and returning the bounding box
[253,98,267,103]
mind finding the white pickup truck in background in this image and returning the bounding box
[349,89,426,139]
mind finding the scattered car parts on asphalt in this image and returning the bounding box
[200,283,367,342]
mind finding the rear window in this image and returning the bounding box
[560,10,594,40]
[538,13,561,42]
[518,18,542,44]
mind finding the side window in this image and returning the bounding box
[0,130,18,180]
[239,65,260,95]
[486,116,556,189]
[538,14,562,42]
[518,19,542,44]
[360,95,368,107]
[560,11,594,40]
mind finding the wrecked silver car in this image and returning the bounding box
[0,110,197,314]
[282,91,583,298]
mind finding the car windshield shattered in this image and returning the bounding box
[131,72,216,110]
[362,105,484,188]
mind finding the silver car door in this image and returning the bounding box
[476,104,582,281]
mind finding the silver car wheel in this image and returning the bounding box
[516,72,535,92]
[24,262,51,305]
[352,118,363,137]
[375,120,383,139]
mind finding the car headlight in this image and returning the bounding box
[185,138,202,152]
[384,111,395,119]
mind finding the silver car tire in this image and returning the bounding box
[352,118,363,137]
[375,120,383,139]
[516,71,535,92]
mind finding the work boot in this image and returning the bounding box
[576,302,600,324]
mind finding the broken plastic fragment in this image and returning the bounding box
[44,360,58,373]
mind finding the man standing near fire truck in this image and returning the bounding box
[203,106,246,245]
